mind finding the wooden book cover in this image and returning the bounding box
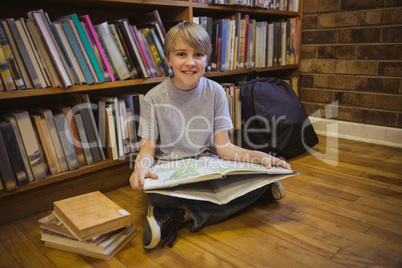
[53,191,132,241]
[0,121,30,186]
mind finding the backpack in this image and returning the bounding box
[239,77,319,160]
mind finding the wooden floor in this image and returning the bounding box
[1,136,401,267]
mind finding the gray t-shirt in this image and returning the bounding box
[138,77,233,162]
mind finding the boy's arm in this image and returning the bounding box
[214,130,291,170]
[129,138,159,190]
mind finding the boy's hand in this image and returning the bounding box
[261,154,291,170]
[129,167,159,191]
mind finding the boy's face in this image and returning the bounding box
[166,38,208,91]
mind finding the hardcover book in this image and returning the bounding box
[0,121,30,186]
[1,20,32,89]
[8,110,47,181]
[41,223,136,260]
[54,13,105,83]
[54,113,80,171]
[53,191,133,241]
[144,156,297,205]
[0,130,18,191]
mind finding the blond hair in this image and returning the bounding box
[163,21,212,60]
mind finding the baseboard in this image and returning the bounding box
[309,117,402,148]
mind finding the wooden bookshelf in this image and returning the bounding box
[0,0,303,224]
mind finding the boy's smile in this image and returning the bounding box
[166,38,208,91]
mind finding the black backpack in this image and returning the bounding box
[240,77,319,160]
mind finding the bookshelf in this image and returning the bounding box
[0,0,303,224]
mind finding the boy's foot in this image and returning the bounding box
[269,181,286,200]
[143,205,185,249]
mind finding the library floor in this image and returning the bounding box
[1,135,402,267]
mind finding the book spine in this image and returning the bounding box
[54,113,80,170]
[78,15,115,82]
[62,22,94,84]
[0,24,25,90]
[7,18,42,88]
[70,14,105,83]
[0,121,30,186]
[0,130,18,191]
[12,110,47,181]
[73,113,94,165]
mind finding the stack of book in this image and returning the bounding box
[39,191,136,260]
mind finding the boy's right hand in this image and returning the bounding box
[129,167,159,191]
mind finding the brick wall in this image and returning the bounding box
[300,0,402,128]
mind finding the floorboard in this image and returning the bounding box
[1,136,401,267]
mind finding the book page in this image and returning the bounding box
[144,156,294,190]
[145,172,298,204]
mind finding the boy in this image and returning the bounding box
[129,22,291,249]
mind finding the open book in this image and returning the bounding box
[143,156,298,204]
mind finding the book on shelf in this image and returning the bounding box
[95,95,124,158]
[79,15,115,82]
[0,115,35,182]
[52,191,133,241]
[0,20,32,89]
[102,103,118,160]
[6,18,42,89]
[0,44,16,91]
[0,129,18,191]
[131,25,153,78]
[51,22,86,86]
[55,106,86,166]
[144,156,297,204]
[30,114,59,176]
[6,110,47,181]
[111,19,148,79]
[118,93,143,152]
[61,21,95,85]
[25,18,63,88]
[53,13,105,83]
[0,121,30,187]
[94,21,131,81]
[17,17,51,88]
[128,9,166,39]
[27,10,74,87]
[31,108,68,173]
[53,113,80,171]
[66,94,105,163]
[109,23,138,78]
[73,113,94,166]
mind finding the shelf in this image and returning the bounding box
[0,77,166,100]
[0,158,131,198]
[204,65,299,78]
[0,66,298,100]
[192,3,300,17]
